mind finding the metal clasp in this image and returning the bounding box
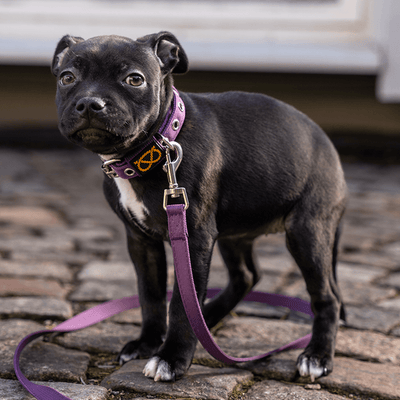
[162,138,189,210]
[101,158,121,179]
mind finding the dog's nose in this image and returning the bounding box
[75,97,106,115]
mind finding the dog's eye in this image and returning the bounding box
[125,74,144,87]
[60,73,76,86]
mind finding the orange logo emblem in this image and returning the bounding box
[134,146,162,172]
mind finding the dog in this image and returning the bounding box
[51,31,347,382]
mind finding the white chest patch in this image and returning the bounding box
[114,178,149,224]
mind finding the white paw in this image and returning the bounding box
[143,356,175,382]
[298,357,326,382]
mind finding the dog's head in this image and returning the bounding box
[51,32,188,155]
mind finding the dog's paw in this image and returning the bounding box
[143,356,175,382]
[297,353,332,382]
[117,339,161,365]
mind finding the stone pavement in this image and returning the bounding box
[0,147,400,399]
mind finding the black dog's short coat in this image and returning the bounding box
[51,32,347,382]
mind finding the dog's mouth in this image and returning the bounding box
[71,128,125,154]
[71,127,150,156]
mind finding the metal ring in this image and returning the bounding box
[124,168,136,176]
[172,119,180,131]
[178,102,184,112]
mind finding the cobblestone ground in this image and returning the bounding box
[0,147,400,400]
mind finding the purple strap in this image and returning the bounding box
[166,204,312,364]
[14,206,312,400]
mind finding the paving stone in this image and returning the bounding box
[69,280,138,302]
[0,278,68,298]
[382,242,400,257]
[340,281,396,306]
[0,319,44,341]
[379,297,400,310]
[0,297,72,320]
[256,254,295,275]
[195,317,310,361]
[76,241,122,258]
[279,278,309,301]
[380,272,400,289]
[209,248,224,268]
[0,224,40,240]
[242,352,400,399]
[282,261,394,309]
[345,305,400,333]
[243,379,348,399]
[207,268,228,288]
[207,270,284,297]
[108,307,142,325]
[392,326,400,337]
[65,226,115,243]
[336,327,400,364]
[237,350,302,381]
[0,378,108,400]
[340,225,378,252]
[319,357,400,400]
[234,301,287,319]
[101,359,253,400]
[11,250,97,268]
[254,273,286,293]
[76,261,136,281]
[0,259,73,282]
[337,262,387,283]
[0,206,66,228]
[255,234,288,256]
[344,164,400,195]
[0,340,89,382]
[0,235,74,256]
[54,322,140,354]
[339,251,399,270]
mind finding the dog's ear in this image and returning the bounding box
[137,31,189,75]
[51,35,84,76]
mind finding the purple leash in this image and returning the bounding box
[13,90,313,399]
[166,204,312,364]
[13,210,312,399]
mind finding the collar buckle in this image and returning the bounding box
[101,158,121,179]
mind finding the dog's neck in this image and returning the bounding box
[99,80,174,162]
[144,78,175,145]
[99,84,185,180]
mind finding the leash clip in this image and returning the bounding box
[162,138,189,210]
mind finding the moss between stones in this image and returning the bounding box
[228,379,256,400]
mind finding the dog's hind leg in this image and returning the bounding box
[203,237,261,328]
[284,200,345,382]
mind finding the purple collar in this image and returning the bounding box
[101,87,185,179]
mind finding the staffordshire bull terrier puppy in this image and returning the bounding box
[51,32,347,382]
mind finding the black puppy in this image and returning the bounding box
[51,32,347,382]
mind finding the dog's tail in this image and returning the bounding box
[332,224,346,322]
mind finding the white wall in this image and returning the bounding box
[0,0,398,101]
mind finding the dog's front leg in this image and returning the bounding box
[143,227,215,381]
[118,231,168,364]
